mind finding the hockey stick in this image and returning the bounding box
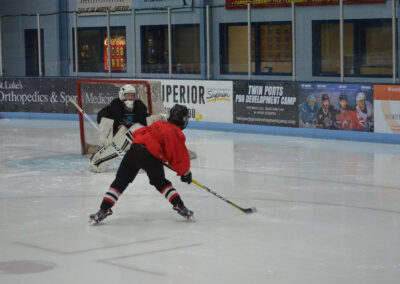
[162,163,257,214]
[191,179,257,214]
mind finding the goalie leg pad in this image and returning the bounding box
[89,125,131,173]
[99,117,115,145]
[128,123,144,134]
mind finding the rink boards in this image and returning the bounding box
[0,77,399,143]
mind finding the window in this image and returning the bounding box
[313,19,392,77]
[25,29,45,76]
[141,25,200,74]
[73,27,126,73]
[220,22,292,75]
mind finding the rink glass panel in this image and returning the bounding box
[219,22,292,75]
[72,27,126,73]
[140,24,201,74]
[313,19,393,77]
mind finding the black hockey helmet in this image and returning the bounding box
[339,94,348,101]
[321,93,330,101]
[168,104,189,129]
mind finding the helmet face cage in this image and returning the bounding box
[119,84,137,111]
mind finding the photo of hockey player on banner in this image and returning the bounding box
[298,83,374,131]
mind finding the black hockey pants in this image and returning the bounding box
[109,144,181,205]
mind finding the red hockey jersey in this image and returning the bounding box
[132,120,190,176]
[336,110,365,131]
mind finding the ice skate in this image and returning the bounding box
[89,208,113,225]
[173,204,194,221]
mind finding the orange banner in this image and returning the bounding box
[374,85,400,101]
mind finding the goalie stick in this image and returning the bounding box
[69,97,128,159]
[69,97,99,131]
[70,98,257,214]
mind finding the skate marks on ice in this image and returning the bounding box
[13,238,203,276]
[5,154,119,172]
[0,260,57,274]
[97,243,203,276]
[13,237,168,255]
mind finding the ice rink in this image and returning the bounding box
[1,118,400,284]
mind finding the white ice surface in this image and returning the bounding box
[0,119,400,284]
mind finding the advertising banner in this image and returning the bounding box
[158,80,233,123]
[133,0,192,12]
[233,81,298,127]
[77,0,131,12]
[0,78,78,114]
[104,35,126,72]
[374,85,400,134]
[298,83,373,131]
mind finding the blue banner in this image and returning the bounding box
[298,83,374,132]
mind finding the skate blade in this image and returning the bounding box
[186,215,195,222]
[89,218,99,225]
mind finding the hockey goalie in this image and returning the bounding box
[89,84,165,173]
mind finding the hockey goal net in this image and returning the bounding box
[76,79,165,155]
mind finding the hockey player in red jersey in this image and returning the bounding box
[355,92,374,131]
[335,94,365,131]
[90,104,193,224]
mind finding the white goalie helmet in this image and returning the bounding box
[119,84,137,111]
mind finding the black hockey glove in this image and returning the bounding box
[181,171,192,184]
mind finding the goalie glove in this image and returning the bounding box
[146,113,167,125]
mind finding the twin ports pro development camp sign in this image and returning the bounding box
[233,81,298,127]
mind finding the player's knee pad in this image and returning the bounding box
[110,178,132,192]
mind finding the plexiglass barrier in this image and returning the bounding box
[0,0,397,83]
